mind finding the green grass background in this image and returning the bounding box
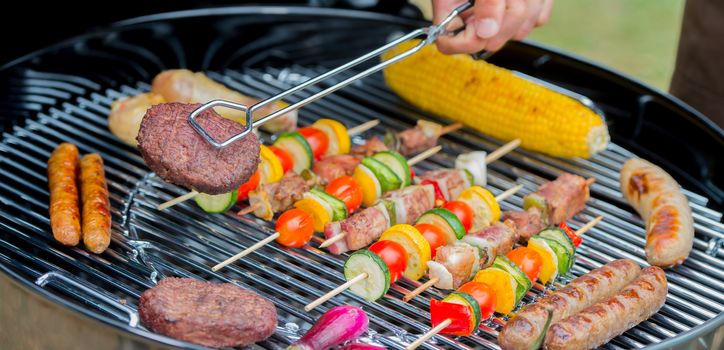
[528,0,685,90]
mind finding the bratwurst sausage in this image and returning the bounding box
[48,143,81,246]
[620,158,694,267]
[80,153,111,254]
[498,259,642,350]
[544,266,668,350]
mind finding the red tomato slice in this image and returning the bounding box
[275,209,315,248]
[325,176,363,213]
[443,200,474,232]
[415,223,446,259]
[237,171,260,202]
[507,247,544,283]
[298,127,329,160]
[268,146,294,174]
[458,281,496,320]
[369,240,408,283]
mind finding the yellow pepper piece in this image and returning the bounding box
[353,165,381,207]
[380,224,431,280]
[258,145,284,184]
[474,268,517,314]
[294,198,331,232]
[458,186,501,231]
[528,239,559,284]
[313,118,351,155]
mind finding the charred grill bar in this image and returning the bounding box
[0,6,722,350]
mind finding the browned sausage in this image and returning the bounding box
[80,153,111,254]
[498,259,642,350]
[47,143,81,246]
[544,266,668,350]
[620,158,694,267]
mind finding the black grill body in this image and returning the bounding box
[0,6,722,350]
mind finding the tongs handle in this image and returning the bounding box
[189,1,473,148]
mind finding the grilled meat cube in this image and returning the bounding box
[417,168,470,200]
[398,120,442,156]
[137,103,260,194]
[313,154,361,186]
[349,136,388,157]
[528,173,591,224]
[139,278,277,348]
[260,171,310,213]
[502,207,547,242]
[342,204,390,251]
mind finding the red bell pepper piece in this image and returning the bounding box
[559,222,583,247]
[429,299,474,336]
[421,179,446,207]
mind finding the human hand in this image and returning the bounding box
[432,0,554,54]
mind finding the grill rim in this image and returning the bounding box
[0,5,722,350]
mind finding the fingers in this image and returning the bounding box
[514,0,544,40]
[436,17,489,54]
[537,0,554,26]
[485,0,528,51]
[471,0,506,39]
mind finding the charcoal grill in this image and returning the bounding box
[0,6,722,350]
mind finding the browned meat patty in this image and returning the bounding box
[137,103,260,194]
[138,278,277,348]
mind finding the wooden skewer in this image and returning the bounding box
[237,202,261,216]
[402,278,439,302]
[304,272,369,312]
[319,233,346,248]
[495,184,524,202]
[212,232,280,271]
[408,145,442,166]
[347,119,380,136]
[440,122,463,135]
[406,319,452,350]
[485,138,521,164]
[576,215,603,236]
[157,190,198,210]
[585,177,596,186]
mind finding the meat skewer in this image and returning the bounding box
[303,184,523,312]
[402,215,602,302]
[211,147,442,271]
[319,139,521,249]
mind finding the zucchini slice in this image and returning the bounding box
[309,188,348,221]
[373,151,411,187]
[416,208,466,244]
[361,157,401,193]
[195,191,238,213]
[273,132,313,173]
[344,250,391,301]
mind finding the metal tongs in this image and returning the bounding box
[188,1,474,148]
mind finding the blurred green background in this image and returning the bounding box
[528,0,685,90]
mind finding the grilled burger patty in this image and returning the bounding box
[139,278,277,348]
[137,102,260,194]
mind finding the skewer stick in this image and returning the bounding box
[304,272,368,312]
[212,232,280,271]
[440,122,463,135]
[576,215,604,236]
[402,278,439,302]
[406,319,452,350]
[585,177,596,186]
[408,145,442,166]
[495,184,524,202]
[157,190,198,210]
[485,138,521,164]
[348,119,380,136]
[319,233,346,248]
[237,202,261,216]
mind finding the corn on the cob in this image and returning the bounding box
[382,41,609,159]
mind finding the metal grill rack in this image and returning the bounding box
[0,8,724,349]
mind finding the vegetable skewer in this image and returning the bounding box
[211,147,441,271]
[303,184,522,312]
[406,216,603,350]
[319,139,521,248]
[157,118,379,210]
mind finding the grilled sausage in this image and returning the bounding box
[498,259,642,350]
[80,153,111,254]
[544,266,668,350]
[47,143,81,246]
[620,158,694,267]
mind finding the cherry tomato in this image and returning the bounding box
[275,209,315,248]
[421,179,446,206]
[507,247,543,283]
[415,223,446,259]
[369,240,408,283]
[325,176,363,213]
[560,222,583,247]
[298,127,329,160]
[443,201,474,232]
[268,146,294,174]
[458,281,497,320]
[237,171,260,202]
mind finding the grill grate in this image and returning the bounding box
[0,63,722,350]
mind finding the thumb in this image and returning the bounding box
[473,0,506,39]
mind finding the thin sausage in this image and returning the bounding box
[544,266,668,350]
[620,158,694,267]
[80,153,111,254]
[47,143,81,246]
[498,259,642,350]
